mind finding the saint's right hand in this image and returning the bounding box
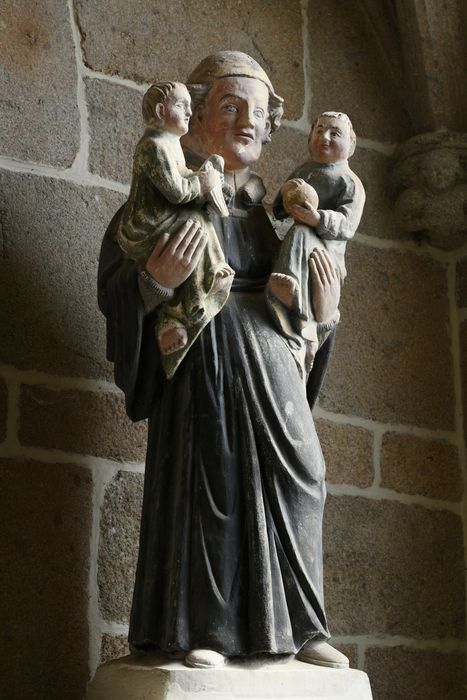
[144,220,207,289]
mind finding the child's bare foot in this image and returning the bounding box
[159,327,188,355]
[212,265,235,292]
[269,273,299,308]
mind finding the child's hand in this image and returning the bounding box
[199,168,222,194]
[291,204,321,228]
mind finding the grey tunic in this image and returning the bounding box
[268,160,364,356]
[273,158,365,280]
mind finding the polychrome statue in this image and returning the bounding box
[98,51,347,671]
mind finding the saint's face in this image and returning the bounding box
[196,77,271,171]
[163,84,192,136]
[309,116,352,164]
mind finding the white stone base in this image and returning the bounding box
[87,654,373,700]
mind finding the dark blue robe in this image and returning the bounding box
[97,173,334,656]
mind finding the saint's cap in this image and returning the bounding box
[186,51,283,106]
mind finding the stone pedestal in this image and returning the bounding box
[87,654,373,700]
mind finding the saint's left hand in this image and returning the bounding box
[309,248,340,323]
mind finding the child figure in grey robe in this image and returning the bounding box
[118,81,233,378]
[267,111,365,371]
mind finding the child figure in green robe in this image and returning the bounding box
[118,81,233,378]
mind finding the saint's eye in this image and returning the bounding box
[331,131,341,138]
[254,109,264,119]
[223,103,238,113]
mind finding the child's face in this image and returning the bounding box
[309,116,352,164]
[162,84,192,136]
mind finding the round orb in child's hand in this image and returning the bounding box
[282,178,319,213]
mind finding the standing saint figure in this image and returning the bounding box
[98,51,346,670]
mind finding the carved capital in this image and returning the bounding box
[392,131,467,250]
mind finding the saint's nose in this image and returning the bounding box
[238,106,254,128]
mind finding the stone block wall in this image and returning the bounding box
[1,1,465,699]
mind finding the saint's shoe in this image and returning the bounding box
[296,641,349,669]
[185,648,226,668]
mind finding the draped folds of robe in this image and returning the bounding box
[97,172,334,656]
